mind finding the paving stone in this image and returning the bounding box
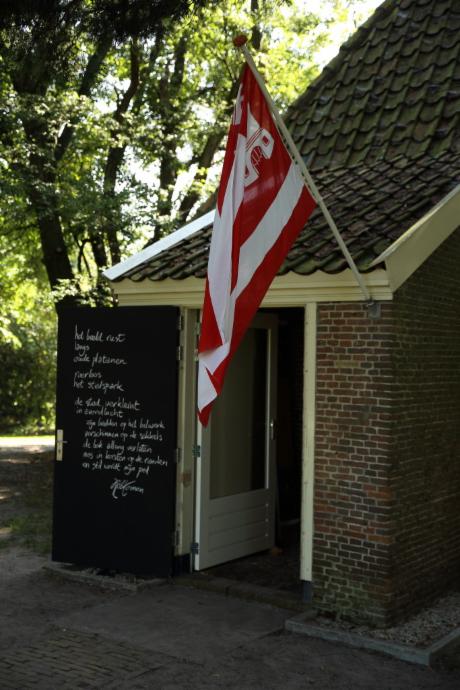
[56,584,288,664]
[0,629,164,689]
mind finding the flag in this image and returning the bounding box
[197,64,316,426]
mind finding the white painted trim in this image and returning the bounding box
[300,303,317,583]
[112,268,392,307]
[194,418,203,571]
[175,309,198,558]
[370,184,460,267]
[103,210,215,281]
[369,185,460,291]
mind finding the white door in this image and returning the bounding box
[194,314,277,570]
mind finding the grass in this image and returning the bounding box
[7,511,52,555]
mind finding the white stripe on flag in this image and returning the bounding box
[207,134,246,343]
[235,162,304,299]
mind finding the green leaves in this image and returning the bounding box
[0,0,381,431]
[0,0,374,298]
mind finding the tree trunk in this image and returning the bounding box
[20,118,75,294]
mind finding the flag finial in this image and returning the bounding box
[233,34,248,48]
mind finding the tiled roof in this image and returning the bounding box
[286,0,460,170]
[110,0,460,283]
[116,150,460,281]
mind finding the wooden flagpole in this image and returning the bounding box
[234,36,372,303]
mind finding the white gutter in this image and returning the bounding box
[103,210,215,281]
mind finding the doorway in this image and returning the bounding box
[194,313,278,570]
[193,307,304,592]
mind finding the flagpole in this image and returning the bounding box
[234,36,372,303]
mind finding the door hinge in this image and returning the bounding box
[176,345,184,362]
[172,530,180,548]
[194,321,201,361]
[190,541,199,555]
[174,447,182,464]
[177,313,184,331]
[192,444,201,458]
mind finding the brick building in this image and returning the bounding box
[104,0,460,624]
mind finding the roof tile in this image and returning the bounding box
[285,0,460,171]
[111,1,460,285]
[113,150,460,283]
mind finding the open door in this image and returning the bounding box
[194,313,277,570]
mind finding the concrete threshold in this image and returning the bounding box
[285,612,460,667]
[44,562,166,593]
[44,563,314,613]
[175,572,317,615]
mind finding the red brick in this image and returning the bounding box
[310,228,460,625]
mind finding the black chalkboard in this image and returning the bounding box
[52,306,179,576]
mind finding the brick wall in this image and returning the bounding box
[390,227,460,620]
[314,301,395,624]
[312,228,460,624]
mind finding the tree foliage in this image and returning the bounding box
[0,0,212,300]
[0,0,378,431]
[0,0,363,304]
[0,229,57,432]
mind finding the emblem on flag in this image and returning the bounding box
[197,63,317,426]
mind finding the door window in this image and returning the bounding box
[210,329,268,499]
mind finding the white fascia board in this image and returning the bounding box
[369,184,460,291]
[103,210,215,281]
[111,268,392,308]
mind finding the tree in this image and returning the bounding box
[0,0,212,303]
[0,0,214,432]
[0,224,57,432]
[0,0,378,432]
[0,0,373,307]
[137,0,331,235]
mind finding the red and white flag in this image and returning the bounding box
[197,64,316,426]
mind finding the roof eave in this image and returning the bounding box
[369,184,460,292]
[103,210,215,282]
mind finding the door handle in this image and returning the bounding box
[56,429,67,461]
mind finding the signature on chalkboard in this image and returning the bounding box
[110,478,145,499]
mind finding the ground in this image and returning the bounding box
[0,440,460,689]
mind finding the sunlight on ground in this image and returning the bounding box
[0,437,55,447]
